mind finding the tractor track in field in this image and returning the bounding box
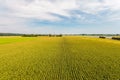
[54,37,81,80]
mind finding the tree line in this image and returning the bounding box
[0,33,120,37]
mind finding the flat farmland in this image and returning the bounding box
[0,36,120,80]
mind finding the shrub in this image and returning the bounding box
[48,34,62,37]
[22,34,38,37]
[56,34,62,37]
[112,37,120,40]
[99,36,106,39]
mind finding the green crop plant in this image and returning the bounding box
[0,36,120,80]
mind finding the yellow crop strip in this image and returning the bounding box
[0,36,120,80]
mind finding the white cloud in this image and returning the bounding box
[103,0,120,11]
[3,0,79,21]
[1,0,120,21]
[0,16,27,26]
[0,0,120,33]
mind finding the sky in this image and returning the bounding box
[0,0,120,34]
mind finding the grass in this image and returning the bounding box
[0,36,120,80]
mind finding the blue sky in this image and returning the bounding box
[0,0,120,34]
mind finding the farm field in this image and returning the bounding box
[0,36,120,80]
[0,36,35,44]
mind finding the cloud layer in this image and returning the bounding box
[0,0,120,33]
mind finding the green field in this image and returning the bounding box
[0,36,120,80]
